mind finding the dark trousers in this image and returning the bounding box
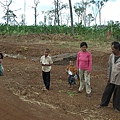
[68,75,76,85]
[42,71,50,90]
[100,83,120,111]
[0,64,3,76]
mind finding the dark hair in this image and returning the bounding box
[45,48,50,53]
[111,41,120,50]
[80,42,88,48]
[0,53,3,59]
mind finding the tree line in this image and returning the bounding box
[0,0,111,26]
[0,0,120,37]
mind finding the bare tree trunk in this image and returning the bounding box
[78,16,79,23]
[60,12,62,25]
[92,7,98,25]
[54,0,57,32]
[84,8,86,26]
[33,0,40,26]
[68,0,74,36]
[24,0,26,25]
[34,7,37,26]
[99,9,101,25]
[6,6,9,25]
[82,0,84,26]
[0,0,12,25]
[56,0,60,25]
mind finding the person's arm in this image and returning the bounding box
[49,57,53,66]
[76,52,80,73]
[40,56,43,64]
[40,56,47,66]
[40,59,45,66]
[88,52,92,73]
[65,66,69,74]
[76,53,79,69]
[107,54,112,83]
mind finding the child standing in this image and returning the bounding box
[40,49,53,91]
[66,61,77,89]
[0,53,4,76]
[76,42,92,97]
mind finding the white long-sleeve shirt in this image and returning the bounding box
[40,55,53,72]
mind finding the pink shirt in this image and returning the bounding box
[76,51,92,72]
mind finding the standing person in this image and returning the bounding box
[66,60,77,89]
[76,42,92,97]
[0,53,4,76]
[97,41,120,112]
[40,49,53,91]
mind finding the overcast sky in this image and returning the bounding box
[0,0,119,25]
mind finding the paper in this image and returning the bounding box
[68,70,73,75]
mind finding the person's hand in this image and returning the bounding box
[42,63,48,66]
[44,64,48,66]
[42,63,45,66]
[65,70,68,74]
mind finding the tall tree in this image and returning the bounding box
[74,0,90,26]
[91,6,98,25]
[54,0,68,26]
[68,0,74,36]
[74,3,85,23]
[56,0,59,25]
[54,0,57,27]
[2,10,19,25]
[86,13,94,26]
[82,0,91,26]
[91,0,108,25]
[23,0,26,25]
[0,0,12,25]
[0,0,21,25]
[32,0,40,26]
[20,14,26,25]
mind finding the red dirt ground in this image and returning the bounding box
[0,34,120,120]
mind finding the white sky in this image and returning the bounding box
[0,0,119,25]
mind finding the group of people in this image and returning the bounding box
[40,41,120,112]
[0,41,119,112]
[66,42,92,98]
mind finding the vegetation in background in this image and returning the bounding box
[0,20,120,41]
[0,0,111,36]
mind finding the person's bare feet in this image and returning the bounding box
[114,109,120,112]
[68,84,71,88]
[70,85,74,89]
[96,105,102,108]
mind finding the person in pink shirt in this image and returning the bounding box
[76,42,92,97]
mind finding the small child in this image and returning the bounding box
[66,60,77,89]
[40,49,53,91]
[0,53,4,76]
